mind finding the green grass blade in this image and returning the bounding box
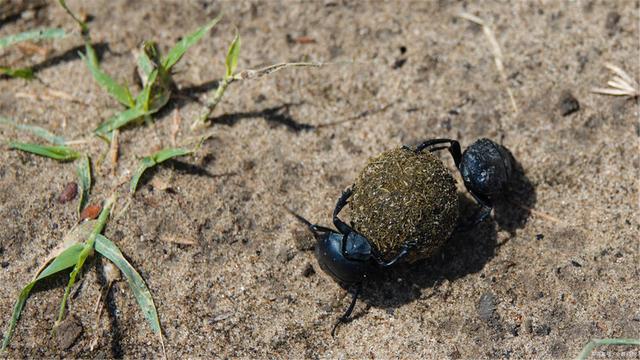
[9,142,80,161]
[153,148,193,163]
[1,244,83,352]
[134,42,172,116]
[135,69,157,110]
[35,244,85,281]
[130,148,193,194]
[95,235,162,335]
[0,28,66,49]
[0,117,66,145]
[577,338,640,360]
[56,195,115,325]
[77,155,91,216]
[136,42,157,87]
[79,52,134,108]
[225,32,240,78]
[130,157,156,194]
[162,15,222,71]
[0,67,34,79]
[1,283,36,352]
[94,107,149,134]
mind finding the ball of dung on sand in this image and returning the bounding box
[350,147,458,263]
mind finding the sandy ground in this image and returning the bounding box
[0,0,639,358]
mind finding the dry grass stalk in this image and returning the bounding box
[108,129,119,176]
[458,12,519,114]
[170,109,181,147]
[592,63,639,98]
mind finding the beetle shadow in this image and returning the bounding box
[493,154,536,235]
[356,194,498,311]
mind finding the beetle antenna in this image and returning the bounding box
[283,206,314,227]
[283,206,337,240]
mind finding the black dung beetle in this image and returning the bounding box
[415,137,513,223]
[286,188,410,335]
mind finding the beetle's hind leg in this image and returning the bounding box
[333,187,355,236]
[414,138,462,167]
[331,284,362,337]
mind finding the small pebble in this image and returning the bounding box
[58,182,78,204]
[559,91,580,116]
[570,260,582,267]
[392,58,407,69]
[605,11,621,32]
[302,263,315,277]
[80,204,101,221]
[477,291,497,322]
[56,315,83,350]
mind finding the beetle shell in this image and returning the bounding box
[459,138,513,201]
[315,232,375,284]
[350,147,458,262]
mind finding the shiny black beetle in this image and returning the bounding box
[286,188,410,335]
[288,137,513,334]
[415,137,513,223]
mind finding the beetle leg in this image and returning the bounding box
[333,187,355,237]
[310,224,338,234]
[372,244,411,267]
[468,192,493,225]
[414,138,462,167]
[456,193,493,231]
[331,284,361,337]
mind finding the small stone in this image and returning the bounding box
[80,204,101,221]
[605,11,621,32]
[392,58,407,69]
[558,91,580,116]
[535,233,544,240]
[302,263,315,277]
[56,315,83,350]
[58,182,78,204]
[477,291,497,322]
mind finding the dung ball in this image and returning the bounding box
[350,147,458,262]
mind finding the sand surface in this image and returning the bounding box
[0,1,638,358]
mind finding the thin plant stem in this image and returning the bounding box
[195,77,230,127]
